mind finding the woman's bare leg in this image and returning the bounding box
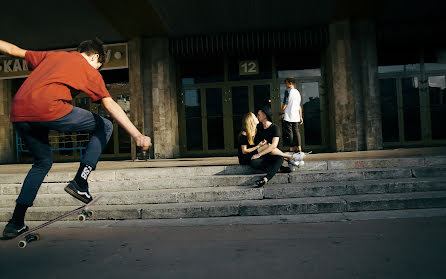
[258,144,292,160]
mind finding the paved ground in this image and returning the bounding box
[1,216,445,279]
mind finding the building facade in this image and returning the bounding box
[0,0,445,163]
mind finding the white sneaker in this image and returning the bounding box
[289,159,299,166]
[298,161,305,168]
[293,152,305,161]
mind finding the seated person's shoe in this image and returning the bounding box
[2,220,28,239]
[293,152,305,161]
[279,166,292,173]
[289,159,299,166]
[254,178,267,188]
[298,161,305,168]
[64,180,93,204]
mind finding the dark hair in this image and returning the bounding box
[259,105,272,122]
[77,38,106,65]
[285,77,295,84]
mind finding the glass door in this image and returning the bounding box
[179,81,273,155]
[427,75,446,142]
[231,85,250,149]
[229,83,272,151]
[379,75,432,146]
[181,87,227,154]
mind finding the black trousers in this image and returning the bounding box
[282,121,301,148]
[249,154,284,181]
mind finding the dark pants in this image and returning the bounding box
[282,121,301,148]
[14,107,113,206]
[250,154,284,181]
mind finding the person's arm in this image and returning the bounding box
[0,40,26,58]
[299,107,304,125]
[279,104,287,120]
[252,137,279,159]
[280,89,289,120]
[101,97,152,150]
[241,140,267,154]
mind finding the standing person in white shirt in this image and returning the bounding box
[280,77,305,164]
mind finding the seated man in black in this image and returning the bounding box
[250,106,285,187]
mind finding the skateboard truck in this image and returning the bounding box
[136,146,150,161]
[18,233,40,248]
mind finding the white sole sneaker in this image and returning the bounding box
[293,152,305,161]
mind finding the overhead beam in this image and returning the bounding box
[89,0,168,39]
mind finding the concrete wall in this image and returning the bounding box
[142,37,179,158]
[0,80,14,163]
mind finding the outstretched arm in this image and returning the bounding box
[0,40,26,58]
[101,97,152,150]
[252,137,280,159]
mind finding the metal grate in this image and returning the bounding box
[169,28,329,56]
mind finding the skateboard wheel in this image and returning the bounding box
[18,240,27,248]
[78,214,86,222]
[86,210,93,217]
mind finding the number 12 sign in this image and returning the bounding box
[239,60,259,75]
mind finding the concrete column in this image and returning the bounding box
[357,20,383,150]
[326,19,382,152]
[0,80,14,163]
[326,19,358,151]
[142,37,179,158]
[128,38,145,160]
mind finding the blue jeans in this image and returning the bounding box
[14,107,113,206]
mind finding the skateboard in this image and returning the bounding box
[14,194,103,248]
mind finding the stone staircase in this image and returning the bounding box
[0,156,445,222]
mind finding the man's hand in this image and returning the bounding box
[299,119,304,125]
[258,140,267,147]
[134,135,152,151]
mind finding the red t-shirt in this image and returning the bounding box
[10,50,111,122]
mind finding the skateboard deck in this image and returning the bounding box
[11,194,103,248]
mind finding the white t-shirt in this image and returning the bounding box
[283,88,301,122]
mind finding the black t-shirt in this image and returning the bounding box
[254,123,280,145]
[238,133,257,165]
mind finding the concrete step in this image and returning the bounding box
[265,177,446,199]
[0,177,445,210]
[2,165,444,195]
[2,191,445,221]
[0,156,445,184]
[0,186,264,208]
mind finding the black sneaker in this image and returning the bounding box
[2,221,28,239]
[64,180,93,204]
[279,166,292,173]
[254,178,267,188]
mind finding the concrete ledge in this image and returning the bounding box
[1,191,446,221]
[345,191,446,211]
[412,165,446,178]
[327,158,425,170]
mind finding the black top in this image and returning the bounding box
[237,133,257,165]
[254,123,280,145]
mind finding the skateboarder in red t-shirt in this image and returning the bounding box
[0,38,151,239]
